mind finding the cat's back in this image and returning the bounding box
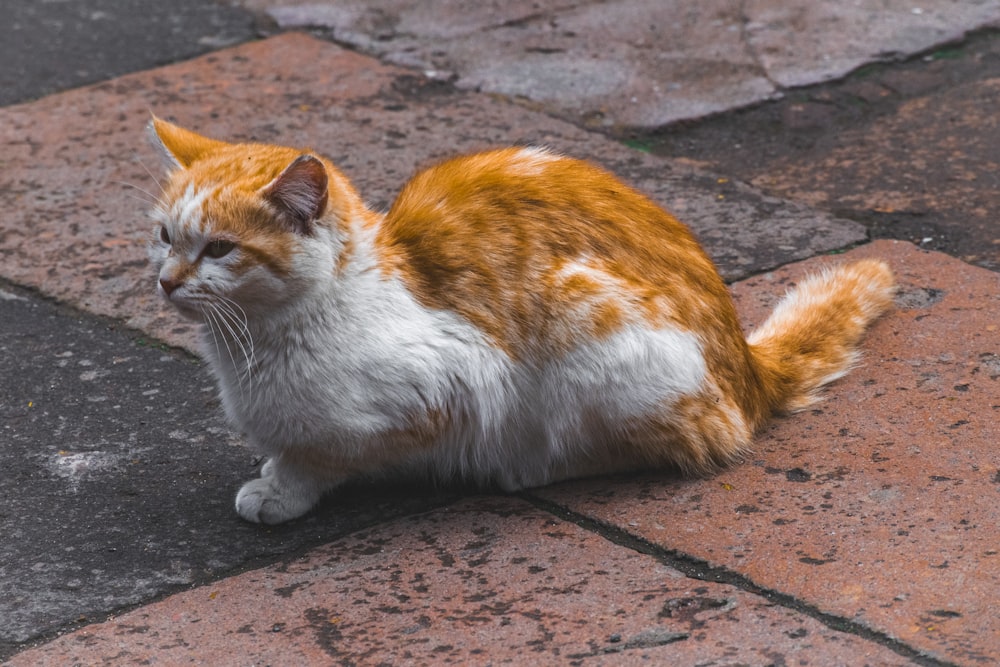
[376,147,733,356]
[381,146,697,260]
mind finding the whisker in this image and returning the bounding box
[121,192,159,207]
[202,307,227,387]
[114,180,160,202]
[217,296,255,367]
[206,305,247,401]
[224,307,256,399]
[134,155,163,191]
[225,299,258,404]
[217,296,257,379]
[213,300,255,403]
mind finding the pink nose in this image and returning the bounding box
[159,277,181,295]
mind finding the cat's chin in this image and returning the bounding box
[164,301,206,322]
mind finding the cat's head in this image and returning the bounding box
[146,117,358,321]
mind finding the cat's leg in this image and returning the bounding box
[235,449,340,524]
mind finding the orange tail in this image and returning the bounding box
[748,259,896,415]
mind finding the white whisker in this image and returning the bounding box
[134,155,163,191]
[206,305,248,401]
[212,298,256,403]
[115,180,162,206]
[202,306,226,384]
[122,192,160,207]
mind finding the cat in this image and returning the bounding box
[146,117,895,525]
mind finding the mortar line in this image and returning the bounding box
[521,492,961,667]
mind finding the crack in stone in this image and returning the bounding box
[521,493,963,667]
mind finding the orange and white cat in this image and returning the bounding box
[146,117,895,524]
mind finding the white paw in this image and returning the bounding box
[235,476,319,525]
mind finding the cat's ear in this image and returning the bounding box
[147,116,229,170]
[261,155,329,235]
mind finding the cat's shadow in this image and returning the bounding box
[282,468,691,533]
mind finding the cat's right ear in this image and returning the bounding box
[147,116,229,170]
[262,155,329,235]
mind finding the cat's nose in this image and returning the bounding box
[159,277,181,296]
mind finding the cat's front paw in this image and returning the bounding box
[235,476,319,525]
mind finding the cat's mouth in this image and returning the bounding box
[165,293,254,350]
[166,298,206,321]
[160,288,211,321]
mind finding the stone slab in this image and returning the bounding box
[262,0,776,129]
[748,77,1000,272]
[745,0,1000,88]
[7,497,914,666]
[535,240,1000,666]
[0,282,453,656]
[643,31,1000,274]
[245,0,1000,128]
[0,32,863,355]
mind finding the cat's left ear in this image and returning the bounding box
[261,155,329,235]
[147,115,229,170]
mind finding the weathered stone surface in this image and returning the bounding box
[2,4,997,666]
[643,31,1000,274]
[0,0,258,106]
[243,0,1000,127]
[745,0,1000,87]
[535,240,1000,665]
[748,77,1000,272]
[6,498,913,666]
[257,0,778,128]
[0,284,453,654]
[0,32,863,354]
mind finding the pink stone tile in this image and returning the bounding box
[537,240,1000,665]
[9,498,910,666]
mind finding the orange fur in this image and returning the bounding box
[747,259,896,413]
[378,149,737,357]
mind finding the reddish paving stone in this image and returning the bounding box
[0,32,863,352]
[8,497,912,666]
[536,240,1000,665]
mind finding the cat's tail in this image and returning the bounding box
[747,259,896,416]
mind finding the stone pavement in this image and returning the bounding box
[2,2,999,665]
[641,28,1000,274]
[243,0,1000,128]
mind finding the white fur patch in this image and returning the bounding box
[505,146,561,177]
[172,183,210,233]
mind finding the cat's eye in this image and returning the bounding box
[159,226,171,244]
[204,239,236,259]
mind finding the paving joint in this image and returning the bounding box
[0,489,467,661]
[521,492,962,667]
[0,276,190,359]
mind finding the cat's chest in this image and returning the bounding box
[205,309,476,446]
